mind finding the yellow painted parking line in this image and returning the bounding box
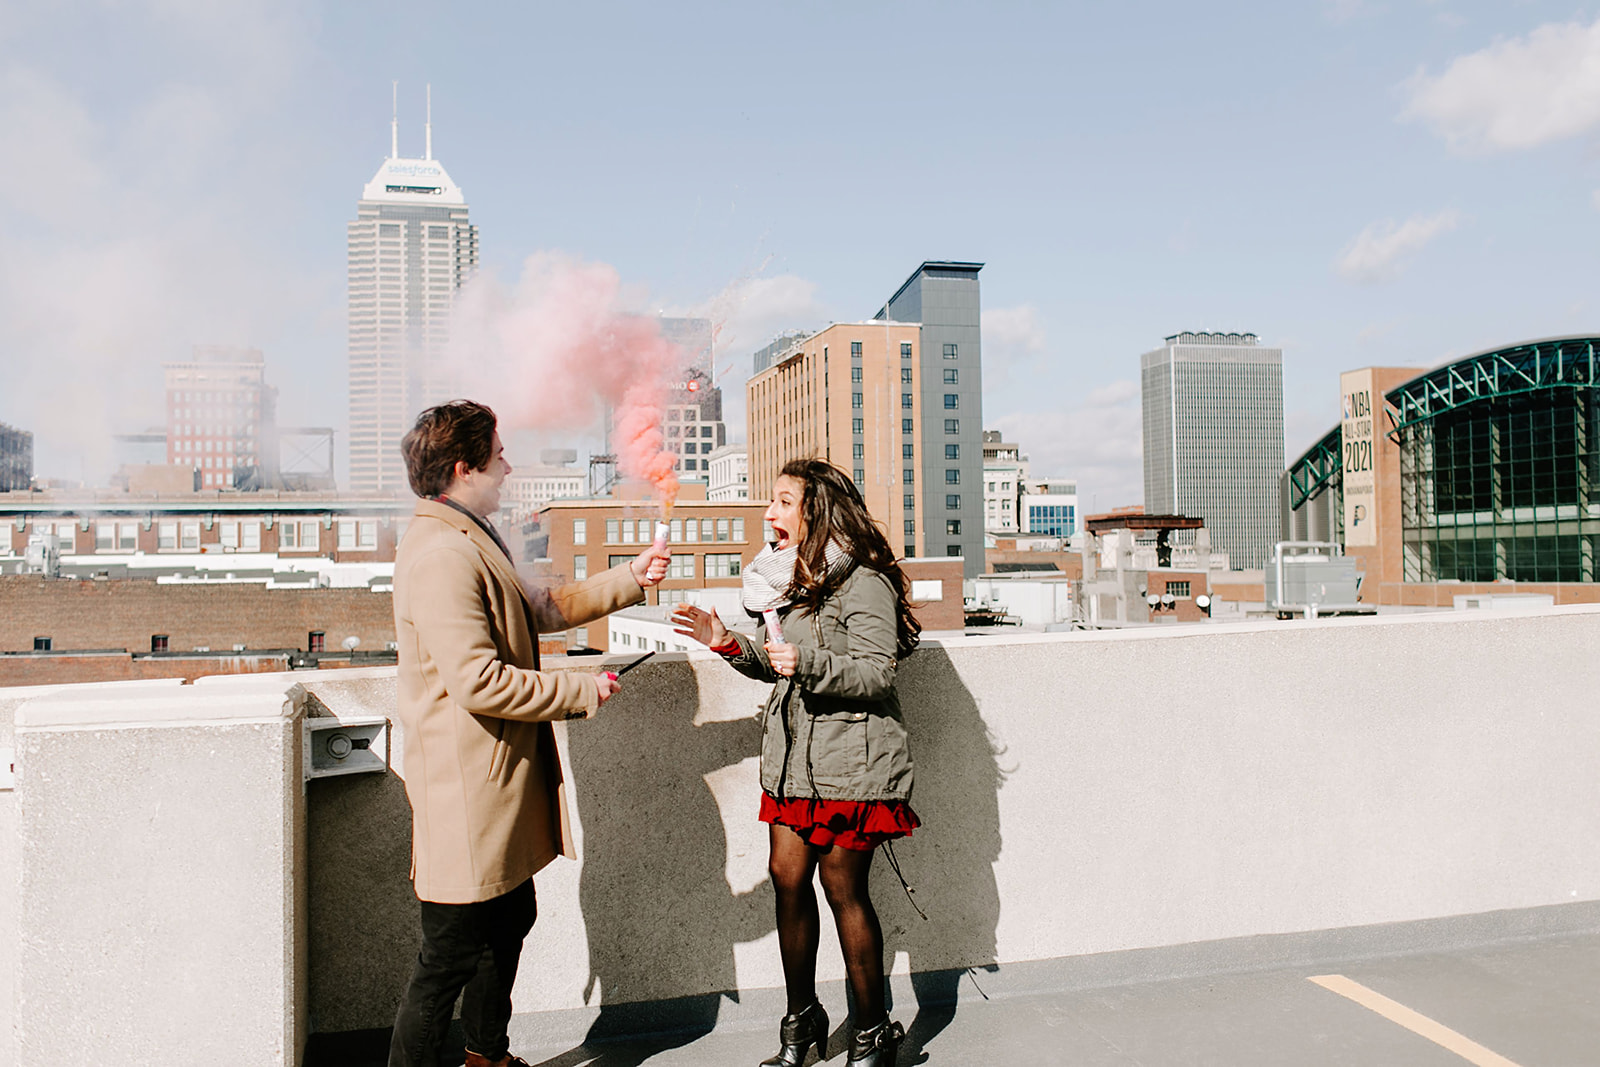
[1308,974,1523,1067]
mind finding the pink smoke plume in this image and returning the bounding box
[448,252,681,512]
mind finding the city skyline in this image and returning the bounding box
[5,4,1600,511]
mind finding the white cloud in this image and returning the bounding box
[1335,210,1459,283]
[1403,17,1600,152]
[991,378,1144,512]
[980,304,1046,387]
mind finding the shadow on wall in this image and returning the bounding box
[555,659,772,1065]
[881,645,1006,1063]
[306,759,420,1036]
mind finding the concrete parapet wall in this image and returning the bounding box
[3,607,1600,1059]
[296,607,1600,1038]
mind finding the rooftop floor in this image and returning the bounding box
[310,927,1600,1066]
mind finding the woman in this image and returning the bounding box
[672,459,922,1067]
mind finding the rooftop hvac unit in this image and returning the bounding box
[1266,541,1365,618]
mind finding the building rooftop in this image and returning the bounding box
[360,155,466,206]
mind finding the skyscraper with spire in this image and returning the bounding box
[347,85,479,493]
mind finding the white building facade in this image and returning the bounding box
[1022,478,1079,538]
[501,465,588,524]
[347,103,480,493]
[706,445,748,502]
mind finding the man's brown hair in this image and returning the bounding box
[401,400,498,498]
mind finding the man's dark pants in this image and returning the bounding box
[389,879,538,1067]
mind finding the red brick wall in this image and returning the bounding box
[902,558,966,631]
[0,576,396,655]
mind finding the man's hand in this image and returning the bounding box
[595,671,621,706]
[630,544,670,588]
[671,604,729,647]
[764,642,798,677]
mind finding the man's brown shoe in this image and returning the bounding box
[463,1052,531,1067]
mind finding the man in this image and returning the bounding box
[389,400,669,1067]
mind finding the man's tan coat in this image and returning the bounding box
[394,499,643,904]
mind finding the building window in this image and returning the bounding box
[902,368,913,384]
[903,444,915,459]
[95,523,114,550]
[901,342,913,358]
[905,519,916,535]
[945,419,959,434]
[573,555,588,580]
[338,520,357,550]
[573,518,587,545]
[763,520,775,542]
[300,521,320,551]
[853,443,865,459]
[669,518,683,543]
[944,394,959,409]
[946,444,960,459]
[851,341,862,357]
[241,522,261,552]
[902,419,914,434]
[851,366,862,383]
[854,468,865,484]
[667,554,695,579]
[903,468,915,484]
[685,518,699,542]
[308,631,326,653]
[946,494,961,509]
[705,553,742,578]
[180,522,200,550]
[902,394,913,409]
[606,518,619,542]
[945,469,960,485]
[946,520,962,535]
[852,393,863,409]
[359,521,378,549]
[904,495,915,510]
[716,518,730,542]
[158,522,177,550]
[701,426,712,438]
[852,418,863,434]
[943,343,958,360]
[944,369,959,384]
[947,545,963,557]
[1167,581,1192,598]
[119,523,138,550]
[151,634,169,653]
[732,517,745,542]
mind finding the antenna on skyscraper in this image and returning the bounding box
[391,81,399,159]
[425,84,433,160]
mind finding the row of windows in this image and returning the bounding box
[592,517,746,545]
[666,425,715,438]
[602,552,745,578]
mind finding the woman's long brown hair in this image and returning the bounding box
[779,458,922,658]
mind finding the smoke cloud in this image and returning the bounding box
[448,253,685,511]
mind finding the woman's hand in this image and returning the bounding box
[671,604,729,648]
[764,641,798,677]
[630,544,670,588]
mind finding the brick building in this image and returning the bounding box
[523,489,771,652]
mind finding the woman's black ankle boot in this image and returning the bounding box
[759,1000,828,1066]
[846,1018,904,1067]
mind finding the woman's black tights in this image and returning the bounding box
[768,823,887,1026]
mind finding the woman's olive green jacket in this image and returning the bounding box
[722,565,914,802]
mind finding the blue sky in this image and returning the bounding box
[4,1,1600,507]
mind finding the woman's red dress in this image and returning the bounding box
[759,793,919,851]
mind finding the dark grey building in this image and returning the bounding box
[752,332,810,376]
[1141,331,1284,569]
[876,261,985,576]
[0,422,33,492]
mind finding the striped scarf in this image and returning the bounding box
[741,539,854,615]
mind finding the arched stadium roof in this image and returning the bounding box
[1286,335,1600,510]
